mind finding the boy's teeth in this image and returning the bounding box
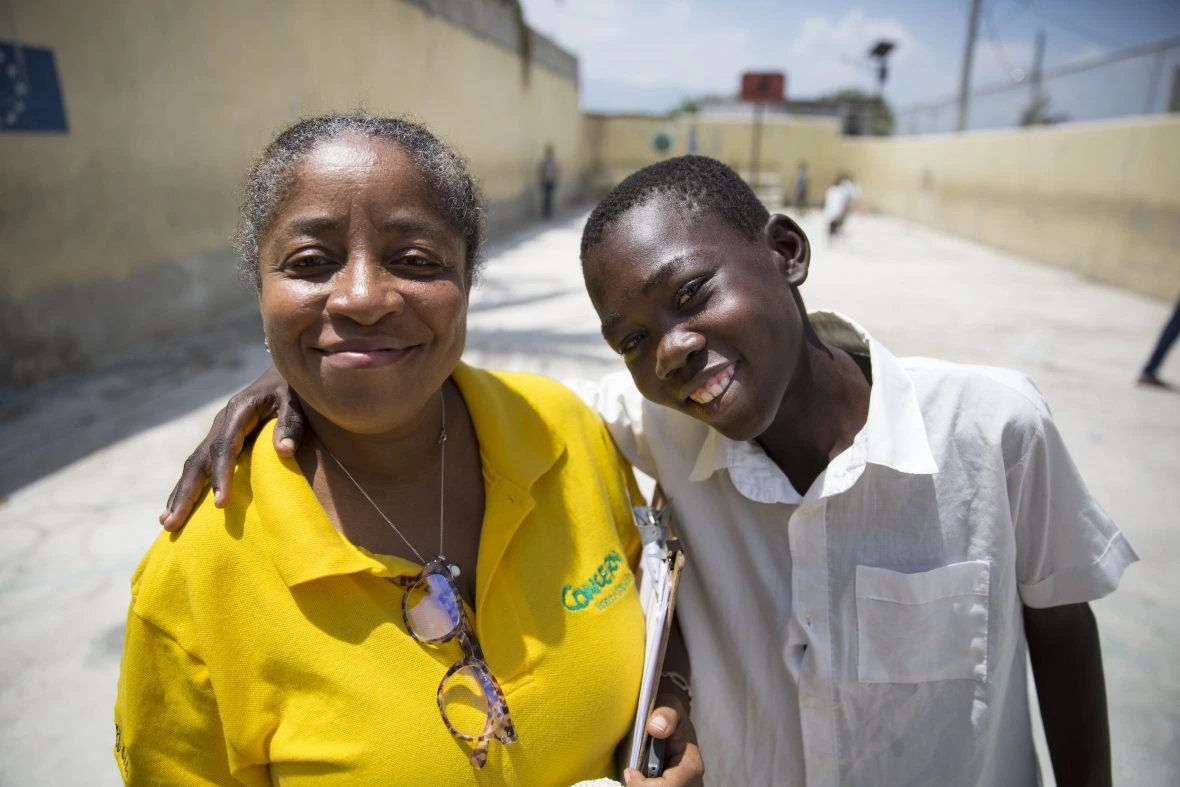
[690,365,735,405]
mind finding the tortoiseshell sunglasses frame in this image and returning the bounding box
[390,556,517,768]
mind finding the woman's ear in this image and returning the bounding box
[765,214,810,287]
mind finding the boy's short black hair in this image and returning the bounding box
[580,155,770,261]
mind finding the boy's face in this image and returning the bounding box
[583,195,810,441]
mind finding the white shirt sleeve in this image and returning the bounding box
[562,372,658,477]
[1008,394,1138,608]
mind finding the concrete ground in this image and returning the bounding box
[1,209,1177,785]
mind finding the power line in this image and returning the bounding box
[1016,0,1123,51]
[994,0,1028,30]
[982,0,1021,81]
[903,33,1180,112]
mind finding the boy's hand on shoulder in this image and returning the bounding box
[159,366,303,531]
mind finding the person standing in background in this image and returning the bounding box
[540,144,559,219]
[793,160,809,212]
[824,173,861,242]
[824,175,850,241]
[1138,296,1180,389]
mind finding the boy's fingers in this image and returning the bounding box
[647,706,679,738]
[159,367,288,530]
[274,390,305,456]
[209,407,263,501]
[161,492,196,532]
[159,485,180,528]
[634,697,703,785]
[647,693,688,739]
[622,767,640,786]
[160,454,209,530]
[665,742,705,786]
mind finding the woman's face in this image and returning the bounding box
[257,134,469,436]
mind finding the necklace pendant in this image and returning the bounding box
[448,563,461,579]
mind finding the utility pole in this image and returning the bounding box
[1029,29,1046,124]
[956,0,983,131]
[750,101,765,187]
[1146,47,1167,113]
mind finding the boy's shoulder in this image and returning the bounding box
[899,357,1055,457]
[902,356,1051,418]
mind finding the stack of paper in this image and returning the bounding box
[623,502,686,773]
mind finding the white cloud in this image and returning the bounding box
[972,38,1036,86]
[523,0,755,92]
[782,10,929,98]
[521,2,929,108]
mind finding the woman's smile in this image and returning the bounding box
[315,337,420,369]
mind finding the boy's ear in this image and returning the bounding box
[764,214,810,286]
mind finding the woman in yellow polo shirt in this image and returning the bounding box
[114,114,702,786]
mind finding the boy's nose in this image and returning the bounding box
[655,327,705,380]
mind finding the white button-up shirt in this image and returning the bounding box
[579,312,1137,787]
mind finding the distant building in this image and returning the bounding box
[693,95,890,136]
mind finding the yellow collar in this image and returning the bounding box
[251,363,567,594]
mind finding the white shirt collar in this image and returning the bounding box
[688,311,938,503]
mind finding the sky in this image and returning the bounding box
[519,0,1180,130]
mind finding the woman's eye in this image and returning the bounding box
[395,254,444,273]
[674,277,707,308]
[284,255,334,273]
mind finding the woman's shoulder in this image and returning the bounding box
[455,365,622,470]
[130,435,271,615]
[457,365,601,425]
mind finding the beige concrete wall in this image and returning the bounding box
[584,112,845,201]
[840,117,1180,300]
[1,0,585,384]
[585,113,1180,301]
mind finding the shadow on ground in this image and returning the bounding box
[0,309,270,497]
[0,206,605,498]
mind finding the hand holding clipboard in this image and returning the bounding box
[619,494,702,785]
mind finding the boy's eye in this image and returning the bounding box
[674,276,708,308]
[617,332,645,355]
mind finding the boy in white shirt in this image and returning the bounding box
[165,155,1134,787]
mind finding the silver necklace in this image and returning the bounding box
[321,389,458,578]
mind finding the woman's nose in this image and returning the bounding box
[655,326,705,379]
[327,258,404,324]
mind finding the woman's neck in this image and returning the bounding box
[294,377,486,600]
[756,340,871,494]
[303,382,451,488]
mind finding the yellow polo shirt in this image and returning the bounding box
[115,365,645,786]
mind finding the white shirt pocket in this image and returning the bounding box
[855,560,990,684]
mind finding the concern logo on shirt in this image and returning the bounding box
[562,548,633,612]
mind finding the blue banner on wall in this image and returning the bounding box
[1,41,68,132]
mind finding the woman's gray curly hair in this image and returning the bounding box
[231,113,485,287]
